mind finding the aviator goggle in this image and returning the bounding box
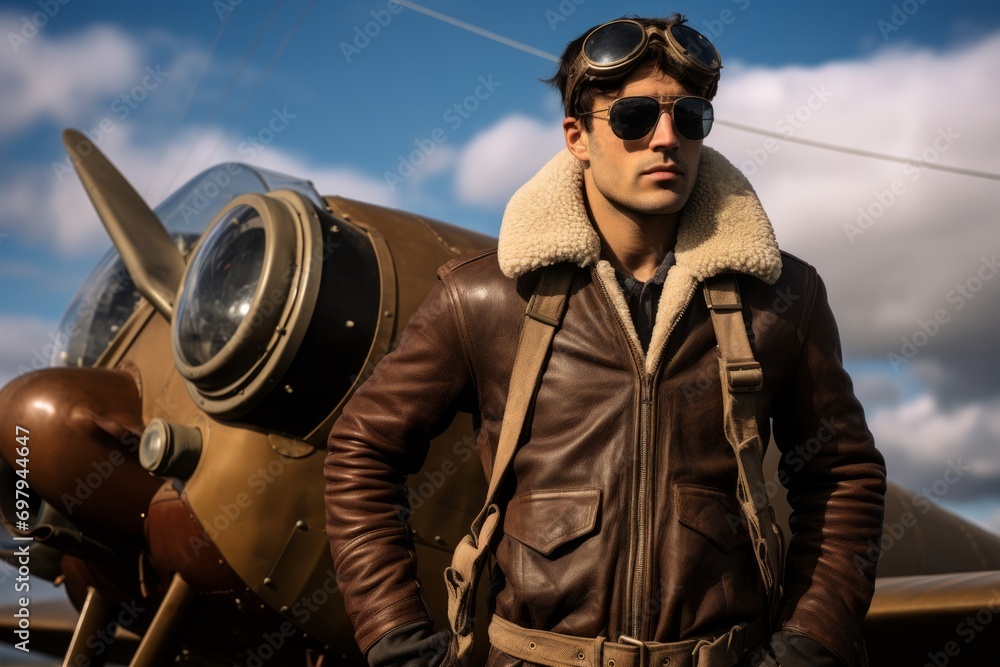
[567,19,723,123]
[578,95,714,141]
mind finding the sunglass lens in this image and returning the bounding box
[673,97,714,140]
[669,24,721,70]
[609,97,661,140]
[584,21,645,65]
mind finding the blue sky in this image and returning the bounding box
[1,0,1000,535]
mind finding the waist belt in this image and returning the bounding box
[488,614,768,667]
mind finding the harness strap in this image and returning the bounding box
[444,263,577,665]
[489,614,769,667]
[703,274,785,622]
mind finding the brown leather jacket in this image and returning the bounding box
[325,148,886,666]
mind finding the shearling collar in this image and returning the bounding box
[497,146,781,283]
[496,147,783,373]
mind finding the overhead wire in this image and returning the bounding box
[395,0,1000,184]
[715,119,1000,182]
[142,5,236,200]
[194,0,316,170]
[159,0,290,197]
[394,0,559,62]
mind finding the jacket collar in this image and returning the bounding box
[496,147,783,374]
[497,146,782,284]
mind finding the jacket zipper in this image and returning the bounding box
[591,271,645,635]
[633,374,653,636]
[594,269,700,639]
[630,283,698,640]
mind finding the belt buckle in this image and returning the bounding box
[618,635,648,667]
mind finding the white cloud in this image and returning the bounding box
[869,394,990,462]
[869,392,1000,499]
[0,15,141,136]
[452,114,565,207]
[706,32,1000,388]
[0,16,396,256]
[0,123,398,256]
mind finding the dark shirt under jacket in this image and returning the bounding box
[613,249,676,354]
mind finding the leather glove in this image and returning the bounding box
[739,630,845,667]
[365,621,452,667]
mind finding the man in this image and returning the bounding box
[325,14,886,667]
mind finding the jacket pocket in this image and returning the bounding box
[496,487,604,620]
[674,483,750,552]
[672,483,762,635]
[503,488,602,556]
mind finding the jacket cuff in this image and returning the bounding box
[355,595,434,654]
[781,602,863,667]
[769,630,845,667]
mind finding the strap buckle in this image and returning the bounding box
[618,635,648,667]
[725,360,763,392]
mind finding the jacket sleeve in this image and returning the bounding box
[324,274,475,653]
[768,269,887,665]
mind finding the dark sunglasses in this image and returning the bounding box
[578,95,714,141]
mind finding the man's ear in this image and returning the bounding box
[563,117,590,162]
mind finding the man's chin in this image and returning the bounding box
[630,191,690,217]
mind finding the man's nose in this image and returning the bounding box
[647,109,680,150]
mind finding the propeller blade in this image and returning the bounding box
[62,129,185,321]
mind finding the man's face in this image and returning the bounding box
[565,64,703,220]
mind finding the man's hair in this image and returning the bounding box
[544,14,718,132]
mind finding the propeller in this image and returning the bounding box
[62,129,185,321]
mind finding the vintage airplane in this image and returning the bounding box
[0,132,998,666]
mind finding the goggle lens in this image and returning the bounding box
[568,20,723,119]
[668,24,722,71]
[608,96,714,141]
[583,21,646,66]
